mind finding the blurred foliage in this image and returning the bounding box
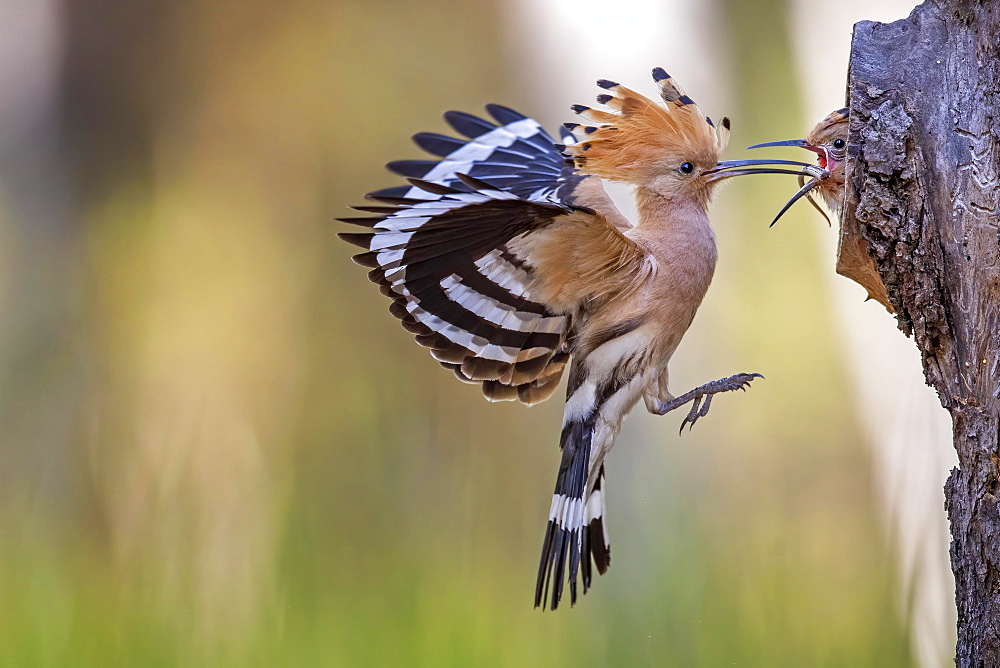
[0,0,911,665]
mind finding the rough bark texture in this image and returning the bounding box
[845,1,1000,664]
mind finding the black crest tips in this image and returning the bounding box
[595,94,613,105]
[563,122,579,130]
[570,104,589,114]
[721,117,731,130]
[596,79,618,89]
[651,67,668,82]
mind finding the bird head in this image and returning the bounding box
[562,69,822,210]
[747,107,849,226]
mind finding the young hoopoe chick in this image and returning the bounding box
[748,107,848,226]
[338,69,820,610]
[749,109,892,310]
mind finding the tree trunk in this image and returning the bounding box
[845,1,1000,664]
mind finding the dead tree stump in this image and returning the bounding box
[845,1,1000,664]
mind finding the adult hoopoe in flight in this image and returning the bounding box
[338,69,824,610]
[749,108,891,310]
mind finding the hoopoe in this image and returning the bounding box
[338,69,823,610]
[749,109,892,310]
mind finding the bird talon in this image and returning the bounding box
[663,372,763,432]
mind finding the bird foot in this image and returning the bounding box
[654,372,764,434]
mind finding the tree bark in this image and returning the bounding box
[845,1,1000,664]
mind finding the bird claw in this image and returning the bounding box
[678,393,714,434]
[670,372,764,434]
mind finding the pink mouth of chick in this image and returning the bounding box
[802,144,829,171]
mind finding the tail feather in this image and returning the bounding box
[583,468,611,588]
[534,413,611,610]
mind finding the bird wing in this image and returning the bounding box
[339,105,643,405]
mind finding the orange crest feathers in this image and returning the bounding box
[562,68,729,183]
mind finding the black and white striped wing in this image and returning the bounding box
[339,106,592,405]
[382,104,583,205]
[340,181,588,405]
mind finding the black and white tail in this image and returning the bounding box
[535,406,611,610]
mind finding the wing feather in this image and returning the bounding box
[339,105,642,404]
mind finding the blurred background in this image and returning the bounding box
[0,0,954,665]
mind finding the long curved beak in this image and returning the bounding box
[767,174,829,227]
[746,138,832,227]
[704,158,827,183]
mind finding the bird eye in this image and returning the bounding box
[832,138,846,150]
[679,161,694,174]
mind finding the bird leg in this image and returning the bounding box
[649,373,763,433]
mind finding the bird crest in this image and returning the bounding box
[562,68,730,183]
[806,107,849,147]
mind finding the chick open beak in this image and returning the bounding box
[703,158,827,183]
[765,174,829,227]
[746,139,832,227]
